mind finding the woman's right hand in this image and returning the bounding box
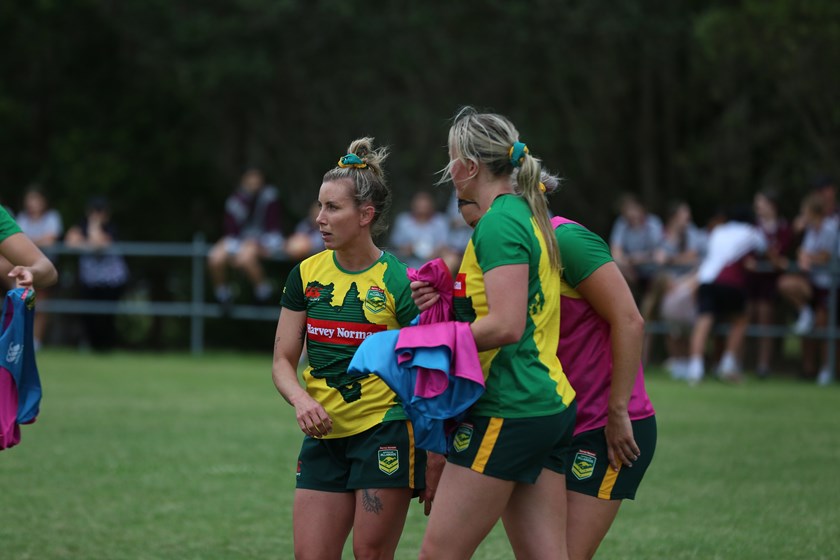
[410,280,440,311]
[291,393,332,438]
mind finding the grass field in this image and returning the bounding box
[1,350,839,559]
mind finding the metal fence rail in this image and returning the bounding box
[34,236,840,372]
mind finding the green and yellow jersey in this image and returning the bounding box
[281,250,418,438]
[0,206,22,242]
[453,195,575,418]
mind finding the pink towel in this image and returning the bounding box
[406,258,453,325]
[396,321,484,399]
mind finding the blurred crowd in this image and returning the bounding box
[610,177,839,386]
[5,171,840,386]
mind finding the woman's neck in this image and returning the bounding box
[475,174,514,212]
[335,237,381,271]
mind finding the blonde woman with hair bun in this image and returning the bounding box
[414,108,576,560]
[272,137,427,559]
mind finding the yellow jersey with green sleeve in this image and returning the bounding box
[453,195,575,418]
[0,206,22,242]
[280,250,418,439]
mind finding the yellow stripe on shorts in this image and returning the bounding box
[407,421,416,489]
[471,418,504,474]
[598,464,621,499]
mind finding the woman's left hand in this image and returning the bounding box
[605,409,640,471]
[419,452,446,516]
[8,266,34,288]
[410,280,440,312]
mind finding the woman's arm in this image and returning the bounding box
[469,264,528,351]
[575,261,644,471]
[271,308,332,437]
[0,233,58,288]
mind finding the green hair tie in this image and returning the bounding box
[337,154,367,169]
[509,141,529,168]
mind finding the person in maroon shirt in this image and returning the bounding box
[207,167,285,305]
[747,189,794,378]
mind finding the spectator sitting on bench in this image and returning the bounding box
[208,167,285,305]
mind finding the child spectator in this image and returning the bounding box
[207,167,285,305]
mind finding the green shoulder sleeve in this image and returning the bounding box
[0,206,21,242]
[473,209,530,273]
[280,264,306,311]
[556,223,613,288]
[382,253,420,326]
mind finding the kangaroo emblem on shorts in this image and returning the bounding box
[572,450,597,480]
[453,424,474,453]
[378,446,399,475]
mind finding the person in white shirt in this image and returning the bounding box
[686,205,767,384]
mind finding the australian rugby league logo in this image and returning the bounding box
[365,285,386,314]
[452,423,474,453]
[378,446,400,475]
[571,450,597,481]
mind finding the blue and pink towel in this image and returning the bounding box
[0,288,42,451]
[349,259,485,453]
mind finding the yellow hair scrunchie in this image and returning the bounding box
[539,182,546,193]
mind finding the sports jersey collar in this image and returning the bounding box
[331,250,386,274]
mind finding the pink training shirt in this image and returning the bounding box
[552,216,655,435]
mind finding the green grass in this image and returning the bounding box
[1,350,839,559]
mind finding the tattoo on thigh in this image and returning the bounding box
[361,489,383,514]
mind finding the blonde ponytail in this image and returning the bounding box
[443,106,560,270]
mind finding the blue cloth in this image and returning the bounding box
[0,288,42,450]
[348,325,484,454]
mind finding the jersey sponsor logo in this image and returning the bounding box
[452,423,473,453]
[5,342,22,365]
[453,273,467,298]
[365,285,386,314]
[571,450,597,481]
[378,446,400,475]
[306,318,387,345]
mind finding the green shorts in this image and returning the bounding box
[446,402,577,484]
[565,415,657,500]
[296,420,426,493]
